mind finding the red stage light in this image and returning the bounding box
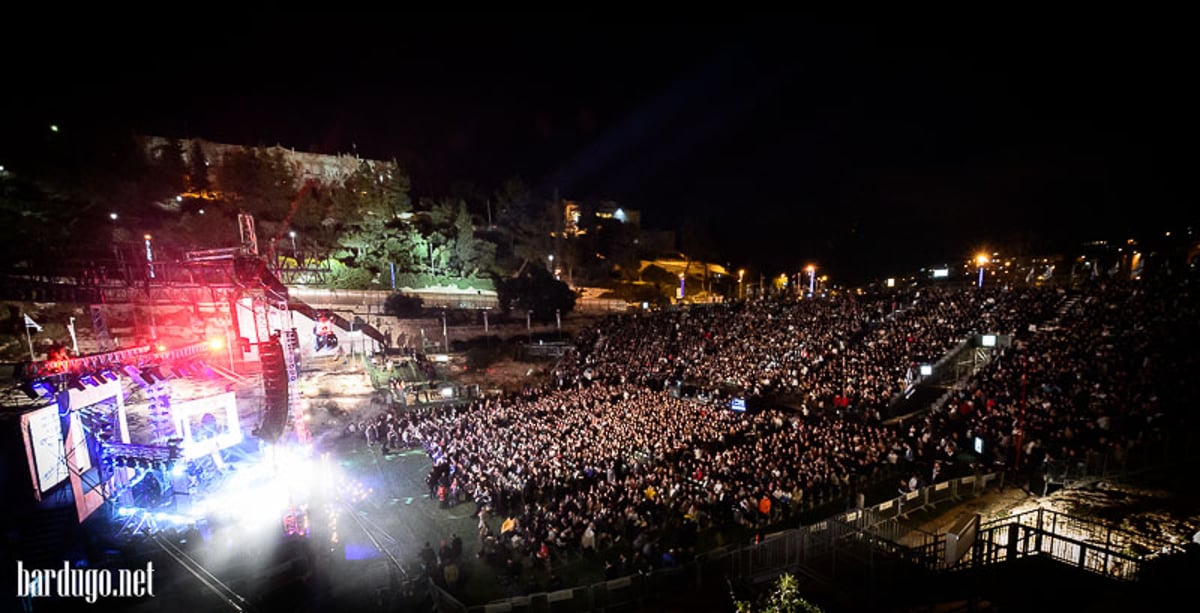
[156,344,167,353]
[207,338,225,351]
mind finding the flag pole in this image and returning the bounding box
[23,312,35,361]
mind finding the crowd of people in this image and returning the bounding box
[353,275,1198,589]
[565,285,1060,420]
[921,281,1198,478]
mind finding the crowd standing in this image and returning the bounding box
[349,276,1197,590]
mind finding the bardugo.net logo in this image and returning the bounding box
[17,560,155,604]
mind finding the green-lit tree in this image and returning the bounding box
[327,161,420,288]
[733,574,823,613]
[451,200,496,278]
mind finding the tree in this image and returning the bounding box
[384,293,424,318]
[0,171,92,267]
[162,209,239,251]
[451,200,497,278]
[496,268,576,321]
[733,573,823,613]
[641,264,679,301]
[150,138,188,198]
[214,147,297,223]
[493,178,557,276]
[329,161,418,285]
[187,141,210,193]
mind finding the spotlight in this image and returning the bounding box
[21,380,56,400]
[142,366,166,383]
[124,365,150,387]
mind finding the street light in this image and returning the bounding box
[289,230,297,255]
[975,254,989,288]
[144,234,155,279]
[806,265,816,296]
[738,269,745,299]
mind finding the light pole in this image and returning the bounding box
[976,254,989,288]
[806,265,816,296]
[738,269,745,300]
[68,317,78,354]
[289,230,297,255]
[144,234,155,279]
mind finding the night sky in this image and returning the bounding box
[2,17,1194,282]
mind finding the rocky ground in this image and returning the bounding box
[911,471,1200,554]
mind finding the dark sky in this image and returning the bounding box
[2,17,1195,282]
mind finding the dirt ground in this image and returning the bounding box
[907,473,1200,552]
[456,357,556,393]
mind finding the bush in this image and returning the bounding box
[496,269,576,321]
[391,272,494,292]
[384,293,425,318]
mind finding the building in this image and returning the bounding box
[142,136,387,188]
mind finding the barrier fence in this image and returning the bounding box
[443,471,1007,612]
[942,507,1180,581]
[435,459,1195,613]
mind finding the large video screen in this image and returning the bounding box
[22,405,67,494]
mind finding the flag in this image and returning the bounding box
[23,314,42,332]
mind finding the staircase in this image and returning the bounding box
[279,300,309,444]
[1041,295,1080,331]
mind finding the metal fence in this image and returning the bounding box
[1040,431,1196,492]
[574,298,633,313]
[430,463,1190,613]
[952,508,1173,581]
[289,287,630,314]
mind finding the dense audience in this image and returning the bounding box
[922,281,1199,475]
[356,275,1198,586]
